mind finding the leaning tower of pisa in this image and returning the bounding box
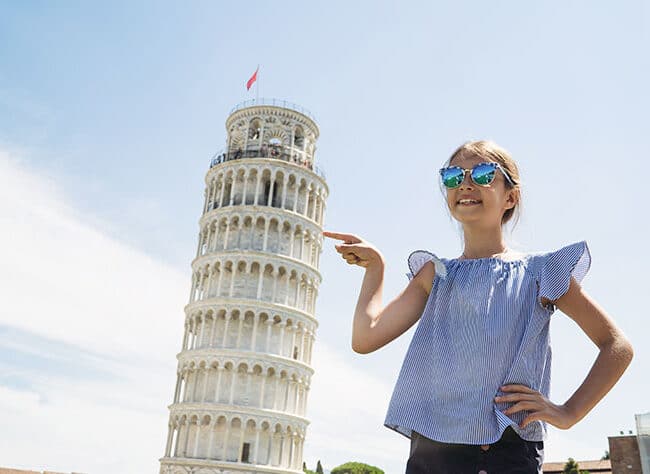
[159,99,328,474]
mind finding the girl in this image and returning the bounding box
[323,141,634,474]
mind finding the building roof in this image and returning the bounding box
[543,459,612,473]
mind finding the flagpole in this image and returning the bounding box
[255,64,260,104]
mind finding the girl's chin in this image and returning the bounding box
[450,213,493,225]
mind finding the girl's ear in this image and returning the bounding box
[505,188,519,210]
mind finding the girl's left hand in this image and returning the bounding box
[495,384,576,430]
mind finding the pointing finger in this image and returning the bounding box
[323,231,361,244]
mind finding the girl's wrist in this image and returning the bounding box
[559,402,581,429]
[366,254,385,270]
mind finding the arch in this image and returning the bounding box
[248,118,262,140]
[293,125,304,149]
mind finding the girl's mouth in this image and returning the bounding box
[457,199,482,206]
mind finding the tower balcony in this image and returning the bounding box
[209,147,326,180]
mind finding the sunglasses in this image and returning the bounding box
[439,162,515,189]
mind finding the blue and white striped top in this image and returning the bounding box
[384,241,591,444]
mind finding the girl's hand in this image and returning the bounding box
[495,384,577,430]
[323,231,384,268]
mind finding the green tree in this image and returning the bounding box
[601,450,610,460]
[316,460,324,474]
[303,461,316,474]
[563,458,590,474]
[331,462,384,474]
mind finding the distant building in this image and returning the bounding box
[543,459,612,473]
[609,433,642,474]
[542,413,650,474]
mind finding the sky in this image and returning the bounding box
[0,1,648,473]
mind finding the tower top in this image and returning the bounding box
[230,98,316,122]
[214,97,323,178]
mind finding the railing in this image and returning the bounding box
[229,98,316,122]
[209,147,326,180]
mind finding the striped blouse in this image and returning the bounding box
[384,241,591,444]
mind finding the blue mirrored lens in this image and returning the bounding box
[471,163,497,186]
[440,167,464,188]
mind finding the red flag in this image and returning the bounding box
[246,67,259,91]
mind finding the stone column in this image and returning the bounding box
[218,178,226,207]
[214,366,224,402]
[206,421,215,459]
[237,425,246,461]
[292,184,299,212]
[235,315,244,349]
[228,265,236,297]
[222,313,231,347]
[250,313,258,351]
[273,375,281,410]
[208,316,217,348]
[165,422,174,457]
[310,192,317,221]
[216,262,224,296]
[242,170,249,205]
[201,367,210,402]
[222,425,230,461]
[223,221,230,250]
[198,317,206,349]
[281,177,289,208]
[263,219,270,251]
[267,175,275,206]
[278,322,286,357]
[259,374,267,407]
[254,174,262,205]
[192,420,201,457]
[229,368,236,403]
[271,268,278,303]
[229,175,236,206]
[265,319,273,352]
[253,427,261,463]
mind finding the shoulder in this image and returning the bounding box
[532,241,591,309]
[406,250,448,295]
[411,260,436,294]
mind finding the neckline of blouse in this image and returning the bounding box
[448,252,529,264]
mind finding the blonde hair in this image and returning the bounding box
[447,140,522,226]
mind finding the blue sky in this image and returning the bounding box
[1,2,648,473]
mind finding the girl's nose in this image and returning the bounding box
[459,170,474,189]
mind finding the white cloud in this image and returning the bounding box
[0,149,184,362]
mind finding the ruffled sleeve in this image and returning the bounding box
[406,250,447,281]
[538,241,591,308]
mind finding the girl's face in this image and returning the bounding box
[445,153,518,228]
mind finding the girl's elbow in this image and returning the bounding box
[606,335,634,365]
[351,339,374,354]
[617,333,634,360]
[623,339,634,364]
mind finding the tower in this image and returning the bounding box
[160,99,328,474]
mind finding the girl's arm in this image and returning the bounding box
[551,277,634,426]
[499,277,634,429]
[352,258,433,354]
[323,231,434,354]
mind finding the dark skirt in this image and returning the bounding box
[406,427,544,474]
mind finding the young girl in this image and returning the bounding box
[323,141,634,474]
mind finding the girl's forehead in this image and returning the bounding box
[449,153,486,167]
